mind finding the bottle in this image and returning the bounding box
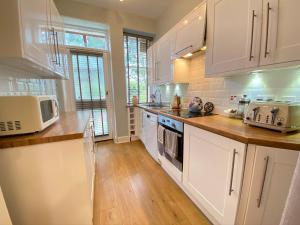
[236,95,251,119]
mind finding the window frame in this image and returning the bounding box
[65,30,109,50]
[123,32,153,104]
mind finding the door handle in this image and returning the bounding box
[264,2,272,58]
[249,10,257,61]
[257,156,270,208]
[175,45,193,56]
[229,149,238,196]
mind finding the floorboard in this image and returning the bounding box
[93,140,211,225]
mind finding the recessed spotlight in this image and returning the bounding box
[183,53,193,58]
[184,20,188,25]
[120,0,124,2]
[200,46,207,51]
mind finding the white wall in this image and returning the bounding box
[153,52,300,114]
[155,0,203,39]
[54,0,156,139]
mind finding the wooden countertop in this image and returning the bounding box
[138,105,300,151]
[0,111,91,149]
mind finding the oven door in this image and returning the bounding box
[159,123,184,184]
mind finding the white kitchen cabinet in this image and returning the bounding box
[138,108,145,144]
[0,187,12,225]
[83,117,96,205]
[47,0,69,78]
[239,145,298,225]
[183,124,246,225]
[173,2,207,59]
[143,111,158,161]
[147,45,155,85]
[259,0,300,66]
[0,0,69,79]
[0,117,94,225]
[206,0,262,75]
[148,38,190,85]
[155,34,173,84]
[206,0,300,76]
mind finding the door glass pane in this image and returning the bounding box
[71,52,109,137]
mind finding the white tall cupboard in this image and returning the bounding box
[183,124,246,225]
[206,0,300,76]
[0,0,69,79]
[238,145,299,225]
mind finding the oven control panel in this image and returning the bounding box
[158,115,183,133]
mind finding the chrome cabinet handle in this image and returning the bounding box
[175,45,193,56]
[50,28,57,64]
[229,149,238,196]
[264,2,272,58]
[54,31,61,66]
[249,10,257,61]
[257,156,270,208]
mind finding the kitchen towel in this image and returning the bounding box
[280,155,300,225]
[164,129,178,159]
[157,125,165,155]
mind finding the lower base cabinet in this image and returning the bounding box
[0,117,95,225]
[238,145,299,225]
[183,124,246,225]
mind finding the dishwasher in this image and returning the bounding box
[143,111,158,162]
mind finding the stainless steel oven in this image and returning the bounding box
[158,115,184,171]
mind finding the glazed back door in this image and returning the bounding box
[71,50,113,141]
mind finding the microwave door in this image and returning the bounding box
[40,100,54,123]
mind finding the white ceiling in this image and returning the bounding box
[70,0,174,19]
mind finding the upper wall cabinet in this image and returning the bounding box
[206,0,262,75]
[0,0,69,79]
[173,2,207,59]
[206,0,300,76]
[259,0,300,66]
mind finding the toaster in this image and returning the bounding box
[244,101,300,133]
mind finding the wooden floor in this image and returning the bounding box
[93,140,211,225]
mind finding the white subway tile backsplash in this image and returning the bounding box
[0,66,56,96]
[152,53,300,114]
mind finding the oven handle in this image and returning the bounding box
[158,123,183,138]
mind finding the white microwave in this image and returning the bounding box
[0,96,59,136]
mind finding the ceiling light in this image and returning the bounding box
[184,20,188,25]
[183,53,193,58]
[199,16,202,20]
[120,0,124,2]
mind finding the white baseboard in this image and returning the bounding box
[114,136,130,144]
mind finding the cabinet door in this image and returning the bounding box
[156,36,172,83]
[49,0,68,78]
[206,0,262,75]
[174,3,206,58]
[19,0,51,70]
[83,117,95,204]
[147,45,155,85]
[260,0,300,66]
[183,125,246,225]
[0,187,12,225]
[242,146,298,225]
